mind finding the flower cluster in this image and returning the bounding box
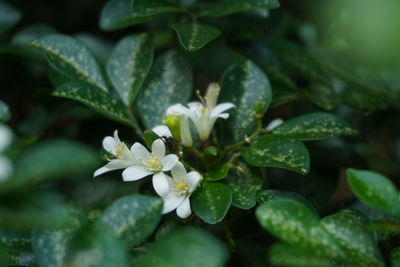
[94,83,234,218]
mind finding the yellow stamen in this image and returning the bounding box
[148,158,159,168]
[175,181,189,192]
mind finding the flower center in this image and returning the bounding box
[175,181,189,196]
[147,158,161,171]
[115,149,122,158]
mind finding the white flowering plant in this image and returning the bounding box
[1,0,400,266]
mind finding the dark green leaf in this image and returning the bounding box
[221,60,272,141]
[137,50,192,129]
[0,100,10,122]
[391,247,400,267]
[11,24,55,46]
[144,130,159,149]
[30,34,107,91]
[107,34,153,105]
[136,227,228,267]
[192,182,232,224]
[199,0,280,17]
[205,165,230,182]
[53,81,133,126]
[0,0,21,33]
[171,22,221,52]
[300,84,338,110]
[100,195,163,247]
[272,112,357,141]
[347,169,400,218]
[242,135,310,174]
[100,0,184,31]
[227,160,262,209]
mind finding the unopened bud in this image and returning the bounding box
[203,146,218,162]
[254,101,264,119]
[165,115,181,140]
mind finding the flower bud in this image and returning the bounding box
[165,115,181,140]
[254,101,264,119]
[203,146,218,162]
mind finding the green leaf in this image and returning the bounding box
[30,34,107,91]
[53,81,133,126]
[272,112,358,141]
[256,198,345,260]
[391,247,400,267]
[300,84,338,111]
[136,227,228,267]
[144,130,160,149]
[221,60,272,141]
[192,182,232,224]
[171,22,221,52]
[268,242,336,267]
[0,0,21,33]
[227,160,262,209]
[199,0,280,17]
[347,169,400,218]
[137,50,192,129]
[100,0,184,31]
[107,34,153,106]
[0,100,10,122]
[100,195,163,247]
[321,212,384,266]
[2,139,98,191]
[241,135,310,175]
[205,165,230,182]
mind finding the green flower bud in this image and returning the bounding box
[254,101,264,119]
[165,115,181,140]
[203,146,218,162]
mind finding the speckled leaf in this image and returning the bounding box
[53,81,132,126]
[0,100,10,122]
[198,0,280,17]
[30,34,107,91]
[171,22,221,52]
[220,60,272,141]
[347,169,400,218]
[205,165,230,182]
[268,242,336,267]
[192,182,232,224]
[137,50,192,129]
[241,135,310,175]
[100,0,184,31]
[136,227,228,267]
[100,195,162,247]
[0,0,21,33]
[107,34,153,106]
[272,112,357,141]
[321,212,384,266]
[227,160,262,209]
[256,198,345,260]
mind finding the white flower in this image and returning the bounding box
[152,125,172,138]
[161,162,202,219]
[166,104,193,147]
[0,156,12,182]
[188,83,234,140]
[94,130,139,177]
[266,118,284,130]
[122,139,179,196]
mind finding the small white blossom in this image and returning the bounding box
[94,130,139,177]
[166,104,193,147]
[188,83,234,140]
[152,125,172,138]
[122,139,178,196]
[266,118,284,130]
[161,162,202,219]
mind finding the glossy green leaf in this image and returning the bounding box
[136,227,228,267]
[0,0,21,33]
[199,0,280,17]
[242,135,310,174]
[321,212,384,266]
[137,50,192,129]
[0,100,10,122]
[192,182,232,224]
[107,34,153,105]
[272,112,357,141]
[256,198,345,260]
[227,160,262,209]
[100,195,163,247]
[53,81,133,126]
[30,34,107,91]
[347,169,400,218]
[100,0,184,31]
[205,165,230,182]
[171,22,221,52]
[221,60,272,141]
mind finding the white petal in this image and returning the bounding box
[102,136,117,154]
[161,154,179,171]
[152,125,172,137]
[122,165,153,181]
[106,159,135,169]
[166,103,189,115]
[93,165,113,177]
[187,171,202,193]
[0,124,12,153]
[210,103,235,118]
[205,82,220,109]
[162,192,185,214]
[266,118,284,130]
[113,130,121,143]
[180,116,193,147]
[171,161,188,181]
[187,101,203,110]
[131,142,151,163]
[152,172,170,196]
[0,156,12,181]
[152,139,166,159]
[176,198,191,219]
